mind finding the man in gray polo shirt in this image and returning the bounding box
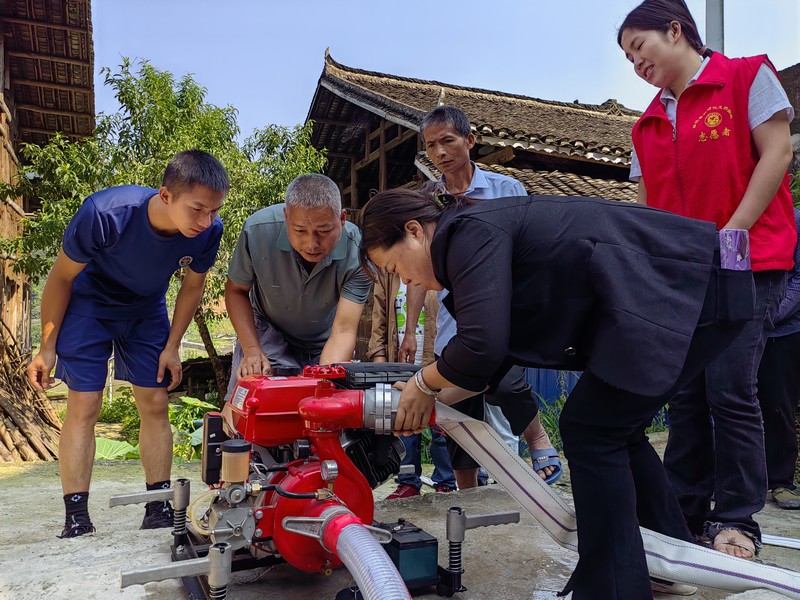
[224,173,371,399]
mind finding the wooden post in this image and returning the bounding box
[350,157,358,208]
[0,37,6,92]
[379,120,387,191]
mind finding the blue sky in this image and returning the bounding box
[92,1,799,138]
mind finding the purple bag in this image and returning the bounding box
[719,229,751,271]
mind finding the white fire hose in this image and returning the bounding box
[434,403,800,598]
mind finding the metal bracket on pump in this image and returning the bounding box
[282,506,392,554]
[436,507,521,597]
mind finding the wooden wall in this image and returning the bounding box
[0,44,30,353]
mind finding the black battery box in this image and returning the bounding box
[377,517,439,590]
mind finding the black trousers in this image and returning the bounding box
[757,331,800,490]
[663,270,785,540]
[558,266,752,600]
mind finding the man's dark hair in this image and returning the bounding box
[420,105,472,139]
[617,0,704,52]
[162,150,230,196]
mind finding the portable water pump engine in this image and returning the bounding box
[111,363,421,599]
[196,363,410,572]
[110,363,520,599]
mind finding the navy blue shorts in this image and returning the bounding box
[55,311,171,392]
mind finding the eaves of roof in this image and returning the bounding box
[415,153,637,203]
[317,50,639,166]
[1,0,95,149]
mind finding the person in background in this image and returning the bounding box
[619,0,795,558]
[757,207,800,510]
[367,272,456,498]
[404,105,562,490]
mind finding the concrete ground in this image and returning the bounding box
[0,432,798,600]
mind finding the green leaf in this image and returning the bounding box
[95,438,137,460]
[179,396,218,410]
[189,425,205,447]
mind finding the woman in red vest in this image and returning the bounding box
[619,0,796,560]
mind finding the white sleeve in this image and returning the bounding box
[748,63,794,130]
[629,147,642,182]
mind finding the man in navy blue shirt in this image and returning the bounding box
[27,150,228,538]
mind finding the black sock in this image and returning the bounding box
[145,480,171,515]
[64,492,90,520]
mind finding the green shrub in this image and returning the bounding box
[92,391,216,461]
[97,387,139,423]
[420,427,432,464]
[538,394,566,453]
[169,396,218,462]
[94,387,141,445]
[646,407,669,434]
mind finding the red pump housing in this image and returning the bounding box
[219,365,394,573]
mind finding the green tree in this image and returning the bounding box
[0,58,327,399]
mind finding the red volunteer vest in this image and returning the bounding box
[632,52,796,271]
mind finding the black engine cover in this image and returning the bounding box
[342,430,405,489]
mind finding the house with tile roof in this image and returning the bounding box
[306,50,641,357]
[306,49,639,214]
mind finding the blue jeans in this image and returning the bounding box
[397,427,456,490]
[664,270,786,541]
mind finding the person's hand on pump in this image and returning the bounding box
[237,347,272,378]
[394,369,437,435]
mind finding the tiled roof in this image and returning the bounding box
[778,62,800,135]
[318,50,639,166]
[415,154,637,203]
[1,0,95,147]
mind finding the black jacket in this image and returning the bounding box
[432,195,727,397]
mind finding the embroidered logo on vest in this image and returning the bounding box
[693,105,733,143]
[704,112,722,127]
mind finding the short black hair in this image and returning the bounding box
[162,150,230,196]
[420,105,472,139]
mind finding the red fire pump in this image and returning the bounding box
[111,363,422,600]
[207,364,411,572]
